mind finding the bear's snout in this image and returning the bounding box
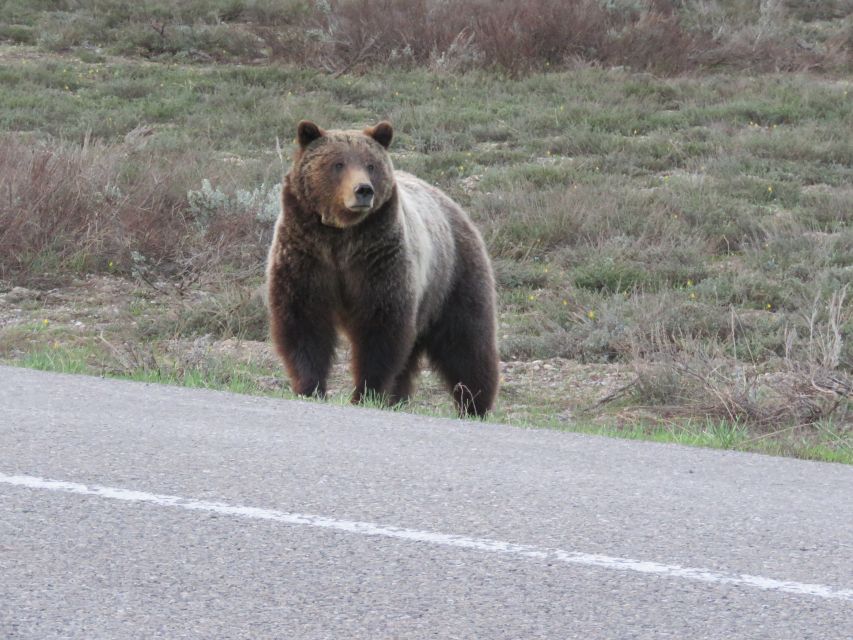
[352,183,375,208]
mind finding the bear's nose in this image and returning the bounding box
[354,183,374,199]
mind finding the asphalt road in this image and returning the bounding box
[1,366,851,639]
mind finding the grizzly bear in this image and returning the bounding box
[266,120,498,417]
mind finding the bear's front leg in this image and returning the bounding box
[268,263,337,397]
[270,300,337,397]
[348,310,415,406]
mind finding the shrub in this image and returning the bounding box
[145,284,269,341]
[572,257,649,293]
[0,135,271,283]
[0,24,36,44]
[6,0,849,73]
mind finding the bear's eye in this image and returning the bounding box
[367,164,375,173]
[333,161,345,171]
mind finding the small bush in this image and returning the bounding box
[0,24,36,44]
[0,135,271,282]
[472,0,611,76]
[493,259,549,290]
[187,179,281,225]
[112,22,265,62]
[146,285,269,341]
[785,0,853,21]
[35,12,101,51]
[572,257,648,293]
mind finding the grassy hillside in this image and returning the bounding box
[0,0,851,461]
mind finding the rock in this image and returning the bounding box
[256,376,284,392]
[4,287,38,303]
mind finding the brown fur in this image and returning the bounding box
[266,120,498,417]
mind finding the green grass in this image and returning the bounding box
[17,343,286,396]
[571,418,853,464]
[19,346,91,374]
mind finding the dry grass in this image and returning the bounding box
[0,136,270,285]
[2,0,849,74]
[301,0,850,75]
[606,288,852,430]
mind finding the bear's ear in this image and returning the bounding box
[297,120,324,148]
[366,121,393,149]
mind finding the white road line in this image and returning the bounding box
[3,472,852,602]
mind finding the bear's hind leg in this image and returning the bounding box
[426,315,498,418]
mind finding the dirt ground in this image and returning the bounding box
[0,275,634,424]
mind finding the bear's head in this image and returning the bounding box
[288,120,395,229]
